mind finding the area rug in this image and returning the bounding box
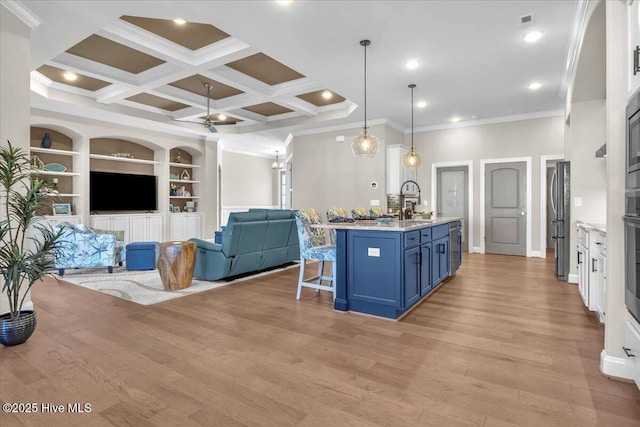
[55,264,298,306]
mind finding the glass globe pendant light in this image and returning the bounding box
[352,40,379,158]
[403,84,423,169]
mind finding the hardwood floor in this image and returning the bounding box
[1,253,639,426]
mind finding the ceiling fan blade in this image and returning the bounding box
[212,121,237,125]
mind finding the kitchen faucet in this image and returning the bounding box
[399,180,421,220]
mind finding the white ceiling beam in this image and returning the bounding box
[50,54,138,86]
[275,96,318,116]
[204,66,272,97]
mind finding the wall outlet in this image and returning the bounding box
[574,197,582,207]
[370,199,380,206]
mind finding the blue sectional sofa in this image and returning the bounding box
[189,209,299,281]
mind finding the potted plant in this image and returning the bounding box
[0,141,62,346]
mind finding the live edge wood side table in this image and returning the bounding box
[157,241,196,291]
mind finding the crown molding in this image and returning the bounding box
[412,110,564,133]
[221,146,275,159]
[1,0,42,29]
[560,0,590,98]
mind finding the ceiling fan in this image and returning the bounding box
[175,83,236,133]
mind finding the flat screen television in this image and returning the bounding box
[90,171,157,212]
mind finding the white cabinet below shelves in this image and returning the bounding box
[90,214,163,244]
[130,215,163,243]
[169,213,203,241]
[90,215,130,242]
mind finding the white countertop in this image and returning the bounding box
[312,217,461,232]
[577,221,606,234]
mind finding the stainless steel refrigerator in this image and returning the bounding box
[551,161,571,281]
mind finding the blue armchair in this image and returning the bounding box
[53,222,126,276]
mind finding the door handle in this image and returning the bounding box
[520,210,526,216]
[577,251,582,264]
[623,346,636,358]
[592,258,597,273]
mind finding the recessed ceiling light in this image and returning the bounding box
[217,114,227,121]
[528,81,542,90]
[321,90,333,100]
[451,116,462,123]
[524,30,544,43]
[405,59,421,70]
[63,71,77,81]
[417,101,427,108]
[173,18,186,25]
[276,0,295,5]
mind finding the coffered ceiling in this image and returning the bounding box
[20,1,579,154]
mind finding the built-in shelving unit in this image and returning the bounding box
[30,170,80,177]
[169,179,200,184]
[169,149,200,213]
[30,127,81,216]
[89,154,160,165]
[169,162,200,168]
[30,147,80,156]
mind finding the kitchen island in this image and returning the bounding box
[316,217,462,319]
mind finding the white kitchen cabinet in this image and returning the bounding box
[129,214,163,243]
[630,0,640,95]
[90,215,130,243]
[623,320,640,389]
[386,145,417,195]
[577,226,590,307]
[169,213,203,241]
[590,230,606,322]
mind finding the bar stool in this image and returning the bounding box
[294,208,336,300]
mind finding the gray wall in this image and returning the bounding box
[292,124,394,219]
[566,99,607,274]
[221,151,278,207]
[409,116,564,253]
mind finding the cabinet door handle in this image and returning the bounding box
[577,251,582,264]
[635,45,640,76]
[592,258,597,273]
[623,346,636,358]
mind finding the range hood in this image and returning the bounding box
[595,143,606,158]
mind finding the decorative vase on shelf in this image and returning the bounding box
[41,133,52,149]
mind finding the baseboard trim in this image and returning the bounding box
[529,250,541,258]
[568,273,579,284]
[601,350,634,381]
[472,246,482,253]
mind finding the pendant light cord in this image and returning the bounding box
[364,42,367,132]
[409,84,416,150]
[411,86,414,149]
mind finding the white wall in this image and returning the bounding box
[292,124,394,218]
[0,7,32,315]
[603,0,629,373]
[409,116,564,253]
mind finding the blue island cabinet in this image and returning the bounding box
[337,223,452,319]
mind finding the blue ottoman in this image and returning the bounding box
[126,241,158,271]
